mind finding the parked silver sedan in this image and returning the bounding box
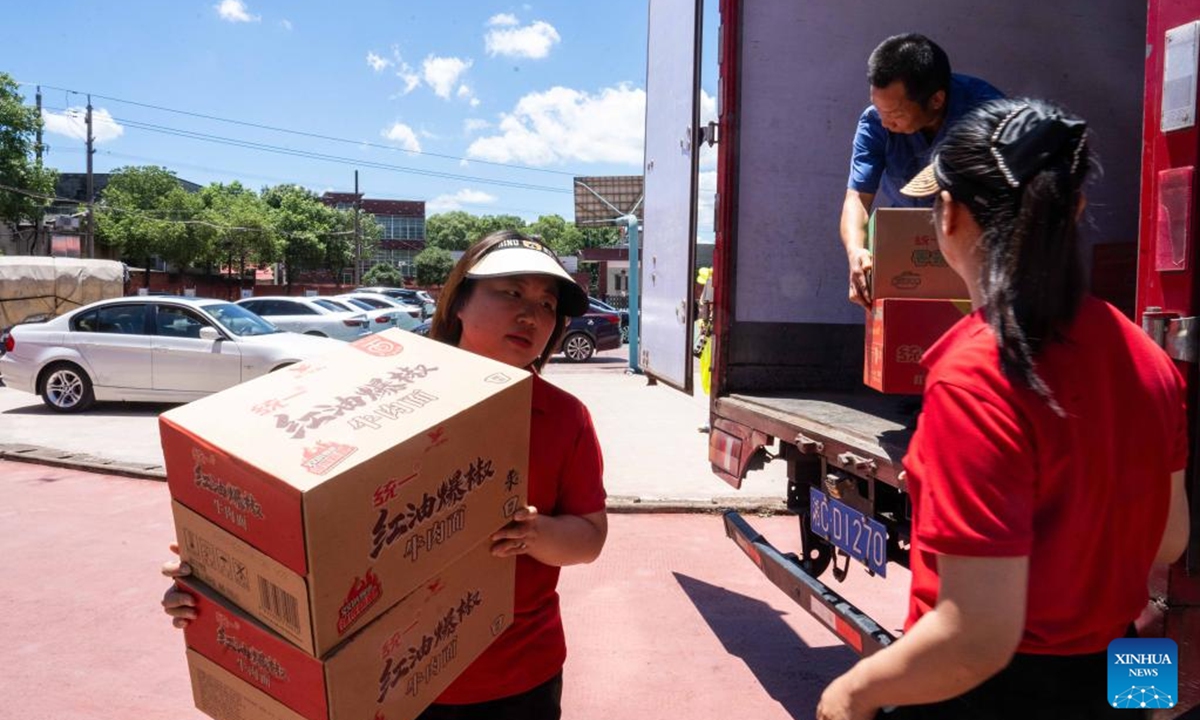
[312,296,399,334]
[235,296,371,341]
[0,296,342,412]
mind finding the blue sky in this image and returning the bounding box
[5,0,716,233]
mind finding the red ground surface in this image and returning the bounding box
[0,460,909,720]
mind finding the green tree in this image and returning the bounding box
[362,262,405,287]
[425,210,478,251]
[476,214,526,238]
[328,207,381,282]
[196,182,276,283]
[414,246,454,287]
[0,73,57,236]
[527,214,584,255]
[96,166,192,267]
[261,184,334,287]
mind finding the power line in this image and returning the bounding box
[42,104,572,195]
[31,82,581,177]
[89,149,572,218]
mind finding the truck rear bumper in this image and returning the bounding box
[724,510,896,656]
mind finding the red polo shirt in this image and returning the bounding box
[902,297,1187,655]
[436,373,607,703]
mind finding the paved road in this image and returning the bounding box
[0,460,908,720]
[0,346,789,506]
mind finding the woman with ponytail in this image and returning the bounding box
[817,98,1191,720]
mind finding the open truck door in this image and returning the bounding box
[639,0,703,393]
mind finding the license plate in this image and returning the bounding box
[809,488,888,577]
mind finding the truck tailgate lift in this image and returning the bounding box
[724,511,896,657]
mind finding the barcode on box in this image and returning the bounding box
[257,577,301,632]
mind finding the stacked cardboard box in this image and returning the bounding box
[865,208,972,394]
[161,329,530,720]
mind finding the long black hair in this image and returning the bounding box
[931,98,1090,414]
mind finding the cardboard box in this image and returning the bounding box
[864,298,971,394]
[161,329,530,656]
[181,538,514,720]
[869,208,969,300]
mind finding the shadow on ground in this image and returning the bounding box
[674,572,858,720]
[2,401,178,418]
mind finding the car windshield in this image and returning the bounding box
[202,302,282,337]
[591,299,617,312]
[344,298,375,311]
[313,298,350,312]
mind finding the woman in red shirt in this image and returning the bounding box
[164,231,608,720]
[817,98,1191,720]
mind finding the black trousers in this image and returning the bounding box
[416,672,563,720]
[879,649,1145,720]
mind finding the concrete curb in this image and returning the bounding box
[0,444,792,516]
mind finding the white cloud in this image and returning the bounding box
[367,52,392,73]
[485,19,561,59]
[215,0,259,23]
[422,55,473,100]
[398,66,421,93]
[457,84,472,99]
[699,89,717,170]
[697,170,716,233]
[381,122,422,152]
[470,98,481,108]
[428,189,499,214]
[468,84,645,165]
[487,13,519,27]
[279,19,293,31]
[464,118,491,133]
[42,107,125,144]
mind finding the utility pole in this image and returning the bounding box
[85,95,95,259]
[34,86,45,255]
[353,170,362,286]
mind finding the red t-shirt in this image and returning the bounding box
[902,296,1187,655]
[436,373,607,703]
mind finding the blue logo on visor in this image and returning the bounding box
[1107,638,1177,709]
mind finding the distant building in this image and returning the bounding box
[321,192,426,283]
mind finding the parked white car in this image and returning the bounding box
[235,296,371,342]
[310,296,399,334]
[0,296,342,412]
[336,293,422,330]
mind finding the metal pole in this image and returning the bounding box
[34,86,44,255]
[353,170,361,286]
[624,214,642,373]
[85,96,94,259]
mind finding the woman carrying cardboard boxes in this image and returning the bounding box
[164,230,608,720]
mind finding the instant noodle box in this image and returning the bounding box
[161,329,530,656]
[864,298,972,395]
[180,538,514,720]
[868,207,970,301]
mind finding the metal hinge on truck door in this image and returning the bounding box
[1143,307,1199,362]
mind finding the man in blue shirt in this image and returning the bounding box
[840,34,1002,307]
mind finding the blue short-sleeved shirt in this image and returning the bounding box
[847,74,1003,208]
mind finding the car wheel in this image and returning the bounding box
[561,332,595,362]
[40,362,95,413]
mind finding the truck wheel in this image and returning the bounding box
[798,512,833,578]
[40,362,96,413]
[561,332,595,362]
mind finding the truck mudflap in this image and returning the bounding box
[724,510,896,657]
